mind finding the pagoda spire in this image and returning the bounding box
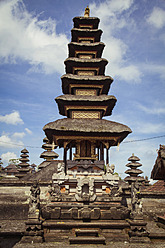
[84,6,90,17]
[38,137,59,170]
[17,148,30,179]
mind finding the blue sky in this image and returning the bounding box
[0,0,165,180]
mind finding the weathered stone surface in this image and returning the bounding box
[51,207,61,219]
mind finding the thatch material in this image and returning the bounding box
[55,94,116,117]
[71,28,102,42]
[43,118,132,145]
[68,42,105,58]
[73,16,100,29]
[61,74,113,94]
[64,57,108,75]
[22,161,60,182]
[151,145,165,180]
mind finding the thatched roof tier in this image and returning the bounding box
[40,151,59,159]
[55,94,116,117]
[68,42,105,58]
[19,162,29,167]
[19,158,29,163]
[151,145,165,180]
[125,169,143,176]
[61,74,113,95]
[124,176,144,183]
[21,148,29,154]
[126,162,142,168]
[128,154,140,161]
[71,28,102,42]
[42,143,58,150]
[73,17,100,29]
[64,57,108,75]
[38,161,51,170]
[5,164,18,173]
[43,118,132,147]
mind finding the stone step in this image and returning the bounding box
[69,236,106,244]
[75,228,99,236]
[149,232,165,239]
[43,220,129,229]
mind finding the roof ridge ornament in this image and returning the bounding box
[84,5,90,17]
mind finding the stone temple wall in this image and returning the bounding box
[0,183,165,221]
[0,185,49,220]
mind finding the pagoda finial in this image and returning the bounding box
[84,6,90,17]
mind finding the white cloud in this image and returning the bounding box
[147,7,165,29]
[111,64,142,82]
[1,152,18,165]
[135,122,165,134]
[25,128,32,134]
[89,0,141,83]
[138,103,165,115]
[0,134,24,148]
[12,132,25,139]
[0,111,24,125]
[0,0,69,74]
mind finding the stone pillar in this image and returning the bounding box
[21,181,43,243]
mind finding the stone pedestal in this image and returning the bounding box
[128,218,150,243]
[21,219,43,243]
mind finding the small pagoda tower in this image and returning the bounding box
[38,137,59,170]
[124,154,144,185]
[17,148,30,179]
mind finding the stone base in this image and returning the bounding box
[20,235,43,243]
[129,236,151,243]
[43,220,130,243]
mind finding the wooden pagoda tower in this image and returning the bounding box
[27,7,140,244]
[43,7,131,170]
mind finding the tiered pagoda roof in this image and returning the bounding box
[38,137,59,170]
[43,8,131,163]
[17,148,30,179]
[124,154,144,185]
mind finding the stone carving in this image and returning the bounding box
[110,185,123,197]
[57,162,65,174]
[103,164,119,185]
[48,182,62,202]
[29,181,40,218]
[106,164,115,174]
[75,177,96,202]
[131,180,143,218]
[52,162,68,184]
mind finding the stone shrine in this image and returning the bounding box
[41,6,132,244]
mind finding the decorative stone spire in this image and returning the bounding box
[38,137,59,170]
[84,6,90,17]
[124,153,144,185]
[17,148,30,179]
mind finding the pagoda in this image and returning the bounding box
[41,8,133,243]
[43,7,131,171]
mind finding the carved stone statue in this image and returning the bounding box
[29,180,40,218]
[48,182,62,202]
[131,180,143,217]
[107,164,115,174]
